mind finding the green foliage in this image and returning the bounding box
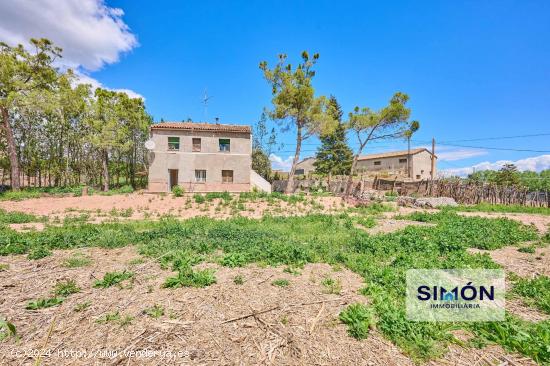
[252,148,272,181]
[96,311,121,324]
[321,277,342,294]
[53,279,80,296]
[453,203,550,216]
[260,51,337,190]
[93,271,134,288]
[0,209,43,224]
[468,167,550,191]
[517,245,536,254]
[62,253,92,268]
[272,279,290,287]
[356,216,376,228]
[314,96,353,176]
[512,276,550,314]
[205,191,232,202]
[163,268,216,288]
[339,303,375,339]
[193,194,206,204]
[171,185,184,197]
[233,275,245,285]
[220,252,247,267]
[27,246,52,260]
[144,304,165,319]
[74,301,91,312]
[26,297,64,310]
[0,319,17,340]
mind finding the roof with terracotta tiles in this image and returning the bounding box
[357,148,435,160]
[150,122,251,133]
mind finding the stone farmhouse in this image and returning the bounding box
[147,122,270,193]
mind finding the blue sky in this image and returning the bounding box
[2,0,549,175]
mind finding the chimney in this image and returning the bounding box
[215,117,220,124]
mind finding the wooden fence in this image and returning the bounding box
[273,177,550,207]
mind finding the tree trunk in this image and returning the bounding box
[285,124,303,194]
[0,106,20,191]
[344,153,361,196]
[102,149,109,192]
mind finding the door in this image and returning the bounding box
[168,169,178,190]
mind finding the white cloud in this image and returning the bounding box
[436,148,488,161]
[73,71,145,100]
[0,0,143,99]
[417,145,488,161]
[440,155,550,177]
[269,154,294,171]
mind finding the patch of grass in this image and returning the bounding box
[53,279,80,296]
[0,209,44,224]
[272,279,289,287]
[119,315,134,327]
[96,311,121,324]
[27,247,52,260]
[356,216,376,228]
[339,303,375,340]
[283,266,301,276]
[143,304,164,319]
[321,277,342,294]
[193,194,206,204]
[93,271,134,288]
[0,319,17,341]
[62,253,92,268]
[74,301,91,312]
[517,245,536,254]
[512,275,550,314]
[220,252,246,267]
[0,263,9,271]
[453,203,550,216]
[26,297,64,310]
[163,268,216,288]
[233,275,244,285]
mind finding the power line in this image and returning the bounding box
[438,132,550,143]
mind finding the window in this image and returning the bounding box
[219,138,230,152]
[399,158,407,163]
[192,138,201,152]
[416,175,421,179]
[168,137,180,150]
[222,170,233,183]
[373,161,381,166]
[195,170,206,182]
[295,169,305,175]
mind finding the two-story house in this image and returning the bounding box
[147,122,254,192]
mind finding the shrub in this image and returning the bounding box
[26,297,64,310]
[93,271,134,288]
[53,279,81,296]
[339,303,375,339]
[172,185,184,197]
[163,268,216,288]
[272,279,289,287]
[193,194,206,204]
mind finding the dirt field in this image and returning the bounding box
[1,193,348,225]
[0,246,536,366]
[0,194,548,365]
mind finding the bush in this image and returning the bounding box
[26,297,64,310]
[193,194,206,204]
[339,303,375,339]
[172,185,184,197]
[163,268,216,288]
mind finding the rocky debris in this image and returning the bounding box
[397,196,457,208]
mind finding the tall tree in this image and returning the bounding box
[313,96,353,176]
[345,92,419,195]
[0,38,60,190]
[260,51,336,193]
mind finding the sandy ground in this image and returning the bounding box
[0,246,537,366]
[1,193,349,224]
[469,245,550,278]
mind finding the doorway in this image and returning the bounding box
[168,169,178,190]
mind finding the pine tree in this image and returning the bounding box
[313,96,353,175]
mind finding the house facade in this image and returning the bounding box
[355,148,436,180]
[147,122,252,192]
[295,157,316,176]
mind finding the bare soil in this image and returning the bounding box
[0,246,535,366]
[469,245,550,278]
[0,193,349,224]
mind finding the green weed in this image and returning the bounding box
[53,279,80,296]
[93,271,134,288]
[272,279,289,287]
[339,303,375,339]
[144,304,165,319]
[26,297,64,310]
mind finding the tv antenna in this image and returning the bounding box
[202,89,213,121]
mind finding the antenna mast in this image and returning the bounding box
[202,89,213,122]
